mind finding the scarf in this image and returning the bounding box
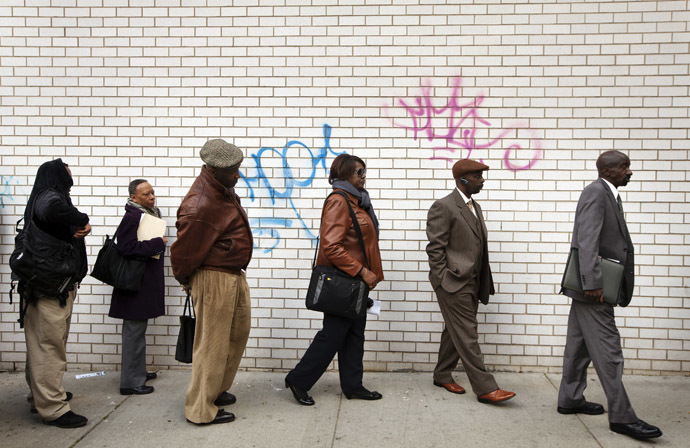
[126,198,162,219]
[331,179,379,234]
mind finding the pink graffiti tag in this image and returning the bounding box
[386,77,542,171]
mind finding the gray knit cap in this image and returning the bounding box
[200,139,243,168]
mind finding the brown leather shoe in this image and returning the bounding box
[433,381,466,394]
[477,389,515,404]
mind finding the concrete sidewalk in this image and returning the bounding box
[1,370,687,447]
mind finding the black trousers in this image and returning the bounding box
[286,313,366,394]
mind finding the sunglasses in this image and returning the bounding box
[356,168,366,177]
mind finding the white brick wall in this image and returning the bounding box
[1,0,688,375]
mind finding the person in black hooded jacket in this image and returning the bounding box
[22,159,91,429]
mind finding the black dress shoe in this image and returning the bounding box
[187,409,235,425]
[285,377,315,406]
[120,385,154,395]
[344,388,383,400]
[32,391,73,414]
[44,410,88,428]
[610,420,662,440]
[557,401,605,415]
[214,391,237,406]
[146,372,157,381]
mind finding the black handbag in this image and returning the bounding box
[175,293,196,364]
[305,191,370,319]
[90,228,146,292]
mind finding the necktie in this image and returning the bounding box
[467,200,475,217]
[617,195,632,244]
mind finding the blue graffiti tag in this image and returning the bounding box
[240,124,345,253]
[0,175,18,208]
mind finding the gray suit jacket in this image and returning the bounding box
[426,189,495,304]
[564,178,635,307]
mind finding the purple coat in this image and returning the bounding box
[108,204,166,321]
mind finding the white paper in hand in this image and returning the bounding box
[137,214,167,259]
[367,300,381,316]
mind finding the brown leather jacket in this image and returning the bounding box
[316,189,384,282]
[171,166,253,285]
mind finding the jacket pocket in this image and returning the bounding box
[350,215,370,228]
[215,239,235,253]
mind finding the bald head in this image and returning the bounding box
[596,150,632,188]
[596,151,628,173]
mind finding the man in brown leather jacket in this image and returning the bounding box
[171,139,253,426]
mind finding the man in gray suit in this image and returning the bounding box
[558,150,662,440]
[426,159,515,404]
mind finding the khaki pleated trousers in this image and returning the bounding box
[24,289,76,421]
[184,269,251,423]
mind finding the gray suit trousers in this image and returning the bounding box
[120,319,148,389]
[433,286,498,396]
[558,300,637,423]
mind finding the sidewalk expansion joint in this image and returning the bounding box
[70,396,130,448]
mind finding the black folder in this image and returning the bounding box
[561,247,624,306]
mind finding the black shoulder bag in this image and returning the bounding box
[305,191,370,319]
[90,226,147,292]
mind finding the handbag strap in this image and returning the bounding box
[312,190,369,270]
[182,292,195,319]
[111,221,123,240]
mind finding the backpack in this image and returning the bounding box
[9,201,79,327]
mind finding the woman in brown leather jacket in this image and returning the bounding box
[285,154,384,406]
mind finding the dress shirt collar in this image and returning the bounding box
[456,187,471,204]
[601,177,619,199]
[456,187,477,217]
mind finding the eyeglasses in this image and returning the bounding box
[356,168,366,177]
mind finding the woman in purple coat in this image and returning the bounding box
[109,179,167,396]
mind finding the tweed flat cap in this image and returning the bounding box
[200,139,243,168]
[452,159,489,179]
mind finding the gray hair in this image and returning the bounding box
[128,179,149,196]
